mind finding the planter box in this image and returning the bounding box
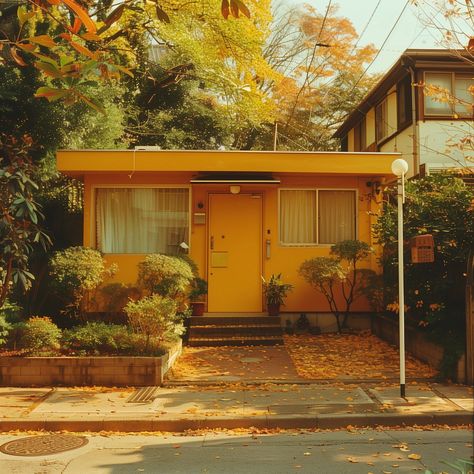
[0,340,182,387]
[372,315,466,383]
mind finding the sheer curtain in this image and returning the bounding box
[318,190,355,244]
[280,190,317,244]
[96,188,189,254]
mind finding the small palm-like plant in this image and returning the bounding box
[262,274,293,315]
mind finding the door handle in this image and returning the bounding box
[210,235,214,250]
[266,239,271,259]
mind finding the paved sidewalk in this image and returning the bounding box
[0,382,472,432]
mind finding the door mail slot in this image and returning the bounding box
[211,251,229,268]
[410,234,435,263]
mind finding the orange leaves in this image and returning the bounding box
[69,41,98,60]
[155,2,170,23]
[35,86,70,101]
[61,0,97,33]
[10,47,27,67]
[29,35,56,48]
[221,0,250,19]
[284,334,438,380]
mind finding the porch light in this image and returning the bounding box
[229,185,241,195]
[392,158,409,399]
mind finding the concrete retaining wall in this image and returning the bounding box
[0,341,182,387]
[372,315,466,383]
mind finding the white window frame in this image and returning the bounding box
[91,184,192,254]
[375,98,389,143]
[278,188,358,247]
[423,71,474,118]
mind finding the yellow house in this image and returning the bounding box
[57,149,397,318]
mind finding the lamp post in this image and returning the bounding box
[391,158,409,398]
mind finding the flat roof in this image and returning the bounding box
[57,149,400,177]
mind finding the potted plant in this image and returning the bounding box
[189,277,208,316]
[262,273,293,316]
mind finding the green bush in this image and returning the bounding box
[0,300,20,346]
[0,315,12,346]
[49,246,117,318]
[138,254,194,299]
[373,174,474,376]
[18,316,62,356]
[124,294,183,350]
[62,322,165,356]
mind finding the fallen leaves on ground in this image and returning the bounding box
[169,345,298,381]
[284,334,438,380]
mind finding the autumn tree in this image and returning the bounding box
[240,3,378,151]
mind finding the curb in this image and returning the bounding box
[1,412,472,433]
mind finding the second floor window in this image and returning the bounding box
[424,72,473,118]
[397,75,412,129]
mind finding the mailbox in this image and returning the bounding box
[410,234,435,263]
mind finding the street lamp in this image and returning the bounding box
[391,158,409,398]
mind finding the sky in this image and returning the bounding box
[294,0,455,73]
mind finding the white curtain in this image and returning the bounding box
[96,188,189,254]
[425,73,452,115]
[318,190,355,244]
[280,190,317,244]
[454,77,473,117]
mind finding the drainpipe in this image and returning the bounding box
[408,65,420,175]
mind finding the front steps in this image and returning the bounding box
[187,316,283,346]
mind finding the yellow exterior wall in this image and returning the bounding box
[83,172,384,313]
[58,150,397,314]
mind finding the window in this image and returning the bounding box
[95,187,189,254]
[279,189,356,245]
[375,99,389,143]
[397,75,412,129]
[353,118,366,152]
[424,72,473,117]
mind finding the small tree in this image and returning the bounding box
[124,295,182,351]
[299,240,373,333]
[0,135,51,309]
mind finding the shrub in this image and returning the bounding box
[0,300,20,346]
[18,316,61,356]
[62,322,160,356]
[373,173,474,376]
[138,254,194,300]
[124,294,182,350]
[299,239,374,333]
[0,315,12,347]
[49,246,117,318]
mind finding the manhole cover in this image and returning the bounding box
[0,434,88,457]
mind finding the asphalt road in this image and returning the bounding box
[0,428,472,474]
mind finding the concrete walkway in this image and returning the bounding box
[0,382,472,432]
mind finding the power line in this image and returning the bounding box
[344,0,411,100]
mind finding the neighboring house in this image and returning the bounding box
[334,49,474,177]
[57,149,396,316]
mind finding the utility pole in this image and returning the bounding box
[273,121,278,151]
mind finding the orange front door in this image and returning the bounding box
[208,193,262,313]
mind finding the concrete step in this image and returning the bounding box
[187,336,284,347]
[189,325,283,337]
[189,316,281,326]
